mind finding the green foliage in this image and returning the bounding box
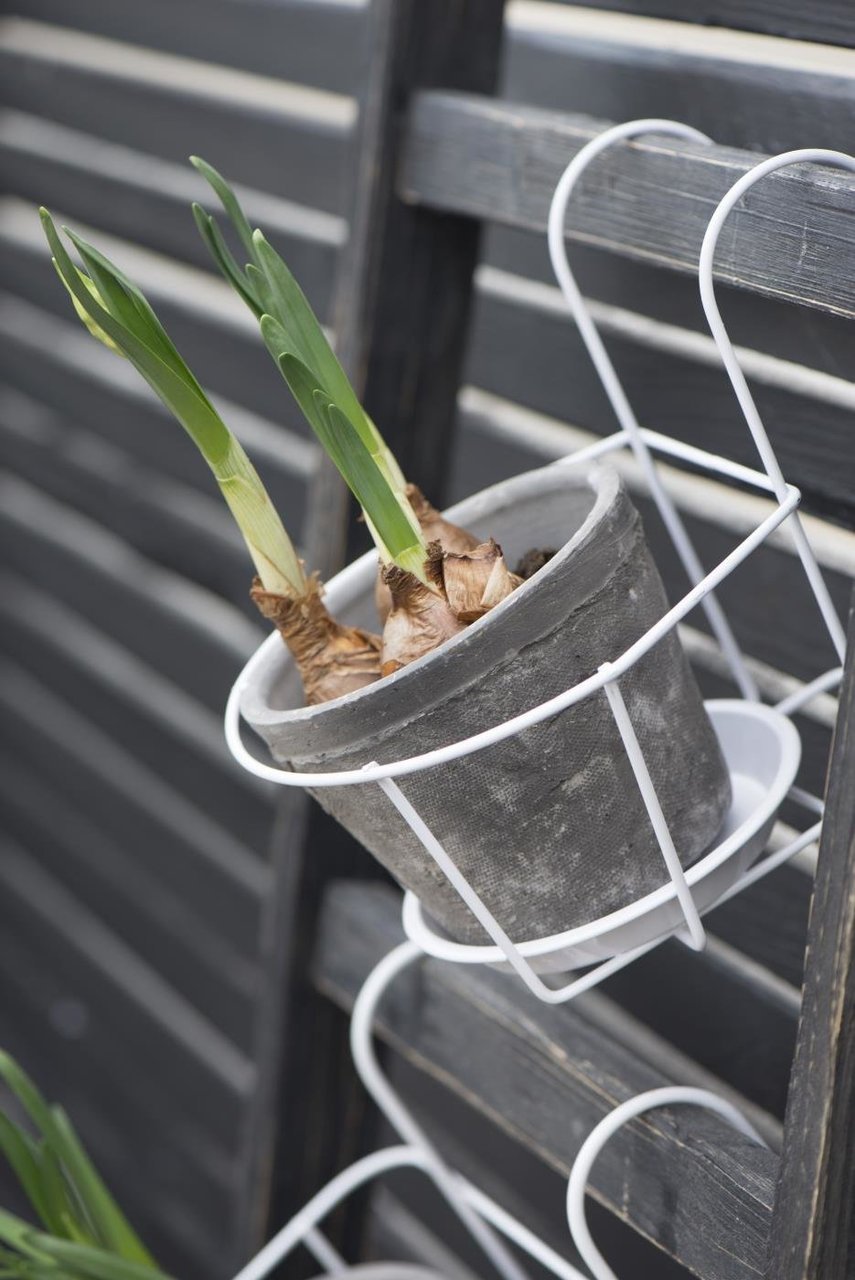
[0,1053,173,1280]
[191,158,428,580]
[40,210,305,597]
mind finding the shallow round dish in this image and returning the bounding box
[402,700,800,972]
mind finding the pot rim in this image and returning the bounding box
[240,461,623,729]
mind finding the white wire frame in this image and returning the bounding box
[225,122,845,1008]
[232,939,772,1280]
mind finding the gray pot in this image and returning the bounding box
[242,463,731,945]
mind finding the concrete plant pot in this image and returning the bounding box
[241,463,731,946]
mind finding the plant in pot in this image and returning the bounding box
[40,175,731,953]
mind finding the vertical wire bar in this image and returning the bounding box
[601,668,706,950]
[548,120,759,701]
[377,776,564,1003]
[698,148,851,662]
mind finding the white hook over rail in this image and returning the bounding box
[547,119,758,701]
[565,1087,769,1280]
[698,148,848,662]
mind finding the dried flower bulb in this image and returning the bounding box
[433,538,522,624]
[375,484,481,624]
[380,565,465,677]
[251,576,381,705]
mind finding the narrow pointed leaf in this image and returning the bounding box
[252,232,371,436]
[191,206,261,316]
[190,157,257,261]
[0,1118,53,1232]
[30,1238,165,1280]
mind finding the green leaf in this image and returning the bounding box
[252,232,372,436]
[0,1213,52,1262]
[190,156,256,262]
[191,206,261,317]
[29,1238,167,1280]
[0,1057,150,1265]
[0,1118,52,1232]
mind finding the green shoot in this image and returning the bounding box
[39,210,305,599]
[190,159,429,582]
[0,1053,170,1279]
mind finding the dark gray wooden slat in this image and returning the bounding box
[0,833,255,1141]
[314,883,779,1280]
[0,566,272,846]
[0,391,255,605]
[546,1,855,47]
[602,936,799,1120]
[318,0,507,568]
[13,0,367,92]
[401,92,855,320]
[503,16,855,155]
[0,301,315,555]
[0,750,260,1050]
[378,1059,696,1279]
[466,279,855,523]
[484,222,855,384]
[262,3,510,1261]
[0,932,240,1280]
[701,864,812,992]
[0,109,340,316]
[0,660,269,947]
[766,596,855,1278]
[0,472,261,709]
[0,23,351,212]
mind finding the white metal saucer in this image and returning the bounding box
[402,699,801,973]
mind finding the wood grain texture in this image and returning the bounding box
[766,594,855,1278]
[315,882,779,1280]
[0,31,350,213]
[0,110,340,314]
[504,14,855,155]
[12,0,367,91]
[551,1,855,47]
[401,92,855,319]
[262,4,510,1262]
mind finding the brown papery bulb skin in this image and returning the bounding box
[374,483,481,624]
[251,575,381,705]
[437,537,522,624]
[380,564,465,677]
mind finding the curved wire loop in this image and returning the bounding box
[565,1087,769,1280]
[547,119,758,701]
[231,943,587,1280]
[698,148,850,661]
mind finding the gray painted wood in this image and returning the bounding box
[766,596,855,1278]
[315,881,779,1280]
[0,30,351,212]
[553,1,855,47]
[503,17,855,155]
[402,93,855,320]
[0,109,340,315]
[14,0,368,92]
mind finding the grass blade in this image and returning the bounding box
[190,156,256,261]
[0,1120,52,1233]
[191,160,408,492]
[0,1056,150,1268]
